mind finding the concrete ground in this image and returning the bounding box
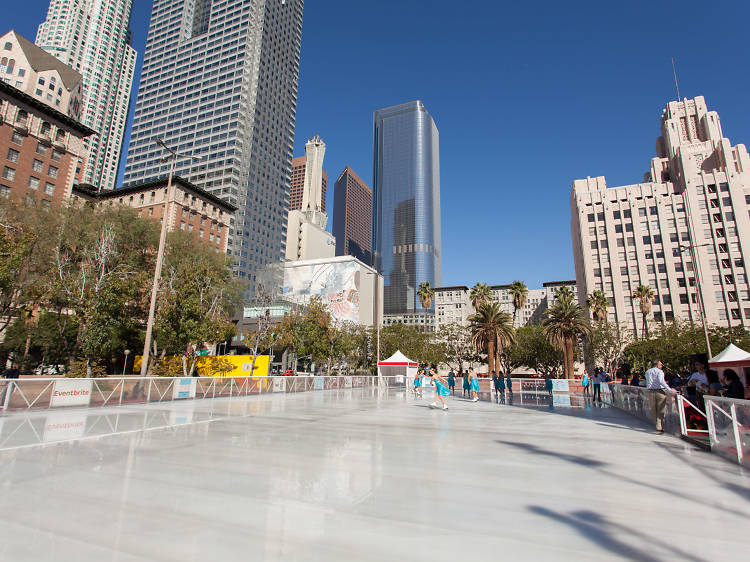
[0,387,748,561]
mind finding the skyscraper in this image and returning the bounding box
[285,135,335,261]
[290,155,326,212]
[571,96,750,334]
[373,100,442,315]
[123,0,304,286]
[333,166,372,264]
[35,0,136,191]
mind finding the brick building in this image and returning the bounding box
[333,166,372,264]
[0,80,92,206]
[72,176,236,253]
[290,154,327,212]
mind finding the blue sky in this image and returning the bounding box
[9,0,750,289]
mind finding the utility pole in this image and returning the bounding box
[140,138,201,376]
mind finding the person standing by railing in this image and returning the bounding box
[645,360,675,434]
[592,368,603,402]
[495,371,506,402]
[581,372,590,396]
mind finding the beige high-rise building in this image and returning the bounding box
[571,96,750,335]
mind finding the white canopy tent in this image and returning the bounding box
[709,343,750,385]
[377,350,419,382]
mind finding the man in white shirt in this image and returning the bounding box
[645,360,674,434]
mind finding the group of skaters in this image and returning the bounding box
[412,368,482,410]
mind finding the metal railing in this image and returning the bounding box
[0,375,408,413]
[704,395,750,467]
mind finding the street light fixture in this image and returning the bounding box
[140,138,202,376]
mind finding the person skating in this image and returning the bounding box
[468,368,479,402]
[462,371,470,397]
[413,369,424,397]
[447,369,456,394]
[428,369,450,410]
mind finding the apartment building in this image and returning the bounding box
[571,96,750,333]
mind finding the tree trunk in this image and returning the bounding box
[642,313,649,339]
[564,337,574,379]
[487,338,495,374]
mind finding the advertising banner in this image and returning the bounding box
[50,379,93,408]
[552,380,570,392]
[314,377,324,390]
[172,378,197,400]
[283,261,360,322]
[273,378,285,392]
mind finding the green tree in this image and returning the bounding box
[542,296,591,378]
[508,280,528,326]
[555,285,575,304]
[436,323,476,370]
[417,281,434,331]
[632,284,655,339]
[516,325,564,378]
[469,282,492,310]
[586,321,630,376]
[469,301,515,374]
[152,231,241,376]
[586,290,609,323]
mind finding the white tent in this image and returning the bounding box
[377,350,419,382]
[709,343,750,385]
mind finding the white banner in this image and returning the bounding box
[172,378,197,400]
[50,379,93,408]
[273,378,285,392]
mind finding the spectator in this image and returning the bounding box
[629,373,642,387]
[592,367,603,402]
[722,369,745,399]
[447,370,456,394]
[545,376,553,396]
[581,372,590,396]
[645,360,675,434]
[707,370,723,396]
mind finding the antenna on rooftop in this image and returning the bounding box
[671,57,681,101]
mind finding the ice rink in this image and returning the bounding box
[0,387,748,561]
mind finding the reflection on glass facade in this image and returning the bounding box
[373,101,441,314]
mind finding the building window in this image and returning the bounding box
[32,159,43,173]
[48,165,58,179]
[6,148,19,163]
[44,182,54,195]
[11,131,24,145]
[2,166,15,180]
[28,176,40,190]
[51,149,63,162]
[35,143,48,156]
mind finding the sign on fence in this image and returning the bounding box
[172,378,197,400]
[43,412,88,442]
[273,378,285,392]
[314,377,324,390]
[552,380,570,392]
[50,379,93,408]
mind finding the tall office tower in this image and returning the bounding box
[290,155,326,212]
[35,0,136,191]
[571,96,750,335]
[124,0,304,286]
[285,135,335,260]
[333,166,372,264]
[373,100,442,315]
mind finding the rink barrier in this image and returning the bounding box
[0,375,408,413]
[704,396,750,467]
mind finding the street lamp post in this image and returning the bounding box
[123,349,131,376]
[140,138,202,376]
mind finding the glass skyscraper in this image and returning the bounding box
[373,101,442,315]
[123,0,304,287]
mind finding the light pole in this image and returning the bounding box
[679,242,713,358]
[140,138,202,376]
[123,349,131,376]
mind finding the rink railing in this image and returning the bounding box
[0,375,408,413]
[704,395,750,467]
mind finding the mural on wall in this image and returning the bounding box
[283,262,360,322]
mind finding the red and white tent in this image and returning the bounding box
[709,343,750,385]
[377,350,419,380]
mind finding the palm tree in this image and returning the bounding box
[586,290,609,323]
[542,297,591,379]
[632,284,655,339]
[555,285,575,304]
[468,301,515,374]
[469,282,492,310]
[508,280,528,326]
[417,281,434,332]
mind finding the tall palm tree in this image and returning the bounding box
[632,284,655,339]
[508,280,528,326]
[555,285,575,304]
[417,281,434,332]
[542,297,591,379]
[469,282,492,310]
[586,290,609,323]
[468,301,515,374]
